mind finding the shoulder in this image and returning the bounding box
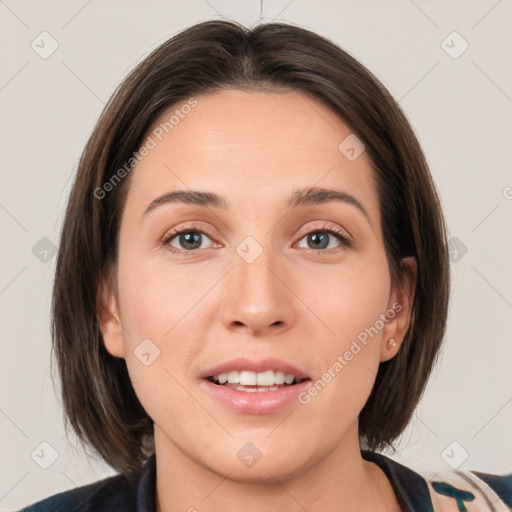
[362,450,512,512]
[20,473,135,512]
[19,455,156,512]
[423,468,512,511]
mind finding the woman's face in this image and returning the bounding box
[100,89,416,481]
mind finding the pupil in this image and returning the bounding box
[180,232,202,249]
[309,232,328,249]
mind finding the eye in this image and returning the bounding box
[161,223,351,254]
[162,228,214,252]
[296,225,351,251]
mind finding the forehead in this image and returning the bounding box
[153,88,354,152]
[125,89,379,225]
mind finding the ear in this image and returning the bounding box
[96,271,126,359]
[380,256,417,362]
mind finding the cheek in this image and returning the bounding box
[117,274,207,436]
[117,267,210,375]
[294,250,390,405]
[116,238,213,341]
[299,249,391,346]
[115,242,218,410]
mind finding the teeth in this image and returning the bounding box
[226,384,283,392]
[274,372,286,385]
[227,371,239,384]
[211,370,301,386]
[240,371,257,385]
[238,385,281,392]
[256,370,274,386]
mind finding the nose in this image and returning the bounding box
[221,246,296,337]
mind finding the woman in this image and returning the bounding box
[21,20,511,512]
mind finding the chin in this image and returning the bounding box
[197,436,316,484]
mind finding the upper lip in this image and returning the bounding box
[200,357,311,380]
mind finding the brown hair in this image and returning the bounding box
[52,19,450,474]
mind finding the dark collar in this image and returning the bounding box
[125,453,156,512]
[362,450,434,511]
[132,451,433,512]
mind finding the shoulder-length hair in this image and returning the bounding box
[52,19,450,474]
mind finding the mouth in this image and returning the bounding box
[200,359,312,413]
[206,370,311,393]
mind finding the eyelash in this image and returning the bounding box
[161,223,352,255]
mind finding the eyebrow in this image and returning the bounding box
[143,190,227,217]
[142,186,372,226]
[288,187,372,226]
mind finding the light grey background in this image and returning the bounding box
[1,0,511,509]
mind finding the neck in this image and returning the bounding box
[153,424,401,512]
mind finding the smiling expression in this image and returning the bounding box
[99,88,415,482]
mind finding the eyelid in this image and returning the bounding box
[161,220,352,253]
[295,221,352,241]
[161,222,220,249]
[293,223,352,253]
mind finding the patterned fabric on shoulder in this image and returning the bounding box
[423,468,512,511]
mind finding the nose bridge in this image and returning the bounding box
[235,241,277,298]
[221,234,295,334]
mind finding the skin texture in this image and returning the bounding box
[99,89,417,511]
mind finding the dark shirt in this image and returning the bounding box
[20,451,512,511]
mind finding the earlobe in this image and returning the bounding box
[96,278,126,359]
[380,336,400,363]
[380,256,417,362]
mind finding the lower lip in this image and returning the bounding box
[200,379,312,415]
